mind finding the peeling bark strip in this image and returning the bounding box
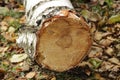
[17,0,92,72]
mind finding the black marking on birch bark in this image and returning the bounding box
[27,10,30,17]
[36,20,42,26]
[27,0,56,22]
[17,26,37,60]
[19,26,38,33]
[32,0,54,11]
[34,6,73,26]
[44,6,72,18]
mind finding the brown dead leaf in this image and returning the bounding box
[25,72,36,79]
[89,13,101,22]
[107,36,116,41]
[1,32,17,42]
[3,16,15,23]
[99,0,105,5]
[99,39,113,47]
[81,10,101,22]
[78,61,92,68]
[108,57,120,65]
[99,61,114,72]
[15,67,23,72]
[0,21,9,31]
[115,23,120,28]
[111,65,120,72]
[0,46,8,53]
[90,22,97,33]
[15,4,25,12]
[16,77,27,80]
[88,46,103,58]
[19,16,26,24]
[51,77,56,80]
[0,46,9,57]
[98,16,107,27]
[94,31,103,41]
[19,61,30,71]
[115,44,120,50]
[35,74,49,80]
[95,73,105,80]
[94,31,111,41]
[85,69,91,76]
[0,21,8,27]
[105,47,114,56]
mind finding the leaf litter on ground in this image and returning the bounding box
[0,0,120,80]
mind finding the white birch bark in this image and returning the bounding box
[24,0,73,26]
[17,0,74,59]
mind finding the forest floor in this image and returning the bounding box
[0,0,120,80]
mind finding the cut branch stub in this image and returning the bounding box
[35,12,92,72]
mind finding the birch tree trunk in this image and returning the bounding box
[17,0,92,72]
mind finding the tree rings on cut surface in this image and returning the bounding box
[35,12,92,72]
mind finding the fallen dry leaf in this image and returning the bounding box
[25,72,36,79]
[15,4,25,12]
[108,57,120,65]
[88,46,103,58]
[0,21,9,31]
[51,77,56,80]
[99,0,105,5]
[81,10,101,22]
[19,16,26,24]
[19,61,30,71]
[3,16,15,23]
[35,74,49,80]
[16,77,27,80]
[94,31,111,41]
[99,39,113,47]
[105,47,114,56]
[90,22,97,33]
[8,26,16,33]
[95,73,105,80]
[111,65,120,72]
[0,46,9,57]
[10,53,28,63]
[94,31,104,41]
[78,61,92,68]
[1,32,17,42]
[99,61,115,72]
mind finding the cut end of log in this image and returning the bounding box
[35,12,92,72]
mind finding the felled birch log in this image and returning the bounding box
[17,0,92,72]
